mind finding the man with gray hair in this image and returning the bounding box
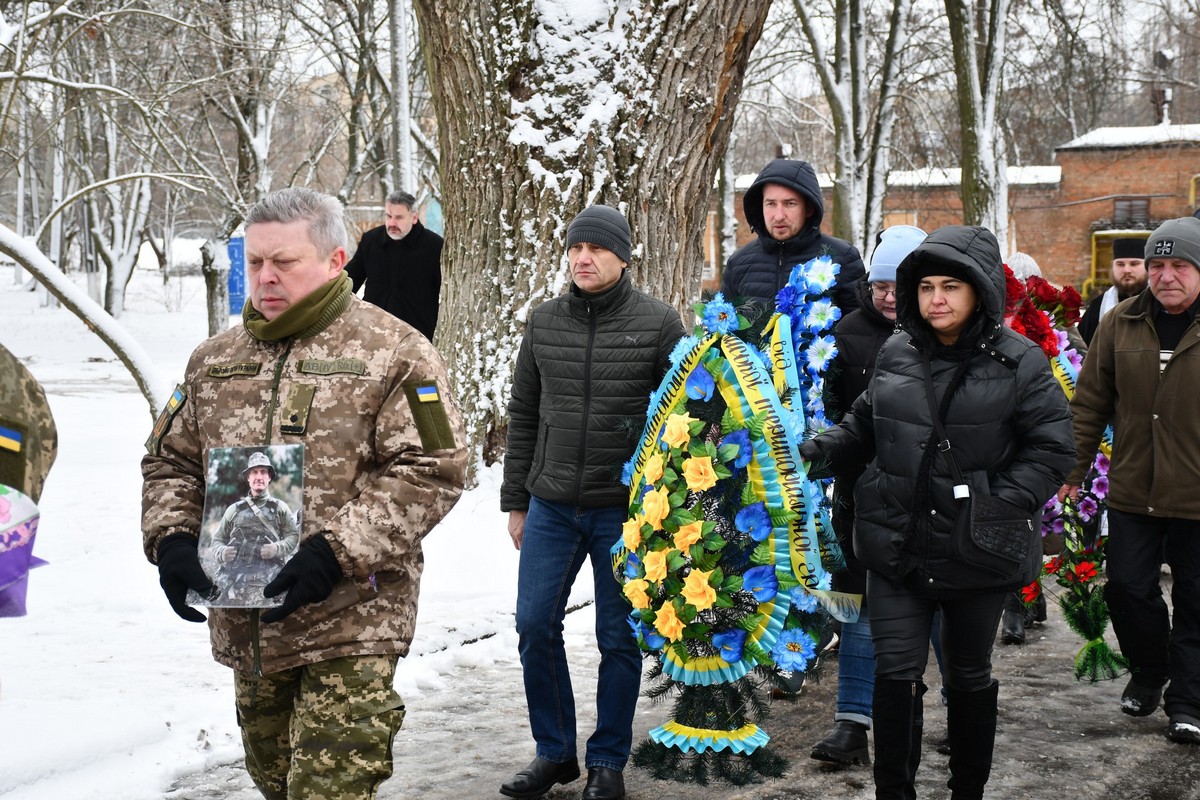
[1062,215,1200,746]
[143,186,467,797]
[346,190,444,341]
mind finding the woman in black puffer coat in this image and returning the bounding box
[802,225,1075,800]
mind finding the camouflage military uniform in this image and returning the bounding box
[0,343,57,502]
[213,493,300,602]
[142,292,467,798]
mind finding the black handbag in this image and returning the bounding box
[920,357,1039,588]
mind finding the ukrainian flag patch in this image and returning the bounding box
[0,424,23,453]
[145,384,188,456]
[403,380,455,452]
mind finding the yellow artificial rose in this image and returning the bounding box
[623,579,651,609]
[644,452,665,484]
[644,549,670,583]
[662,412,698,450]
[641,486,671,530]
[654,601,685,642]
[682,568,716,611]
[682,456,717,492]
[622,516,644,551]
[673,521,704,551]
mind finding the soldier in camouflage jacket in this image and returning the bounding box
[141,188,467,799]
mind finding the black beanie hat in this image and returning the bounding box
[1112,238,1144,260]
[565,205,632,264]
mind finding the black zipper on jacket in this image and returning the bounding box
[573,301,597,503]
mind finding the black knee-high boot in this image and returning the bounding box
[873,679,926,800]
[946,681,999,800]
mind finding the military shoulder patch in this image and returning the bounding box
[403,380,456,452]
[146,384,187,456]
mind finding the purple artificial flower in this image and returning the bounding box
[1077,495,1100,521]
[713,628,747,663]
[1090,475,1109,500]
[743,565,779,602]
[1094,453,1110,474]
[734,502,772,542]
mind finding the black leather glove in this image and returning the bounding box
[157,532,216,623]
[261,534,342,623]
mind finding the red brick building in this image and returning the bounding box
[714,125,1200,297]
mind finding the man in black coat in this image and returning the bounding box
[345,190,443,341]
[721,158,866,314]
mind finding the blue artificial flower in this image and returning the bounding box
[669,335,700,366]
[801,255,839,293]
[789,586,819,613]
[626,614,641,642]
[805,335,837,375]
[786,261,810,289]
[771,628,817,673]
[713,628,748,663]
[734,502,772,542]
[702,293,740,335]
[776,284,801,316]
[743,565,779,602]
[624,550,641,580]
[808,410,832,436]
[720,429,753,469]
[620,456,636,486]
[803,298,841,332]
[640,622,667,650]
[816,572,832,591]
[686,366,715,401]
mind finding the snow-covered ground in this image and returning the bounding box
[0,265,589,799]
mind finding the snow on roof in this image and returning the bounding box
[1057,123,1200,150]
[886,166,1061,187]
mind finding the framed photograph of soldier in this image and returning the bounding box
[187,444,304,608]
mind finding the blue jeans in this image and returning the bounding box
[515,495,642,771]
[835,611,875,725]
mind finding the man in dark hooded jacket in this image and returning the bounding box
[721,159,866,313]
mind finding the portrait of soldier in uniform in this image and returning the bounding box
[192,448,302,607]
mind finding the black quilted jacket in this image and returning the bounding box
[501,272,685,510]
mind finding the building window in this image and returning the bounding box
[1113,198,1150,227]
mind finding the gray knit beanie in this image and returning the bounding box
[1145,216,1200,271]
[565,205,632,264]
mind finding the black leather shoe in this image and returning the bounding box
[810,720,870,765]
[581,766,625,800]
[499,757,580,799]
[1000,609,1025,645]
[1121,676,1165,717]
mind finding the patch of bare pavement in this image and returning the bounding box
[166,593,1199,800]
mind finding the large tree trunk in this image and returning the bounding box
[414,1,770,476]
[945,0,1009,239]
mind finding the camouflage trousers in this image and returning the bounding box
[234,655,406,800]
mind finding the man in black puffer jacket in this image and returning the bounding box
[499,205,684,800]
[721,158,866,314]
